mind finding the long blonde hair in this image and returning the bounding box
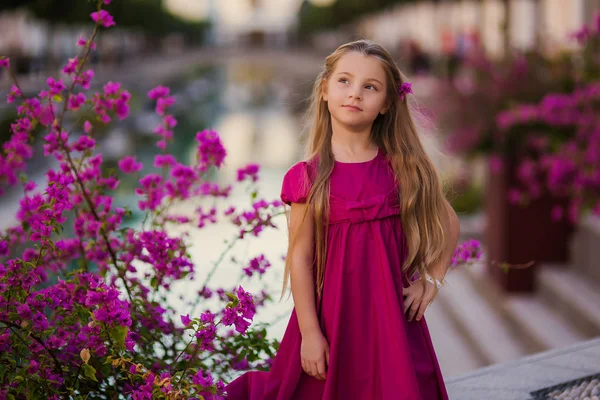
[279,39,449,303]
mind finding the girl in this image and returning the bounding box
[226,39,460,400]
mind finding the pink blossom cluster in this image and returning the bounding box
[123,229,194,289]
[237,163,260,182]
[231,199,285,239]
[495,82,600,222]
[221,286,256,334]
[196,129,227,172]
[451,239,483,267]
[243,254,271,277]
[0,13,259,395]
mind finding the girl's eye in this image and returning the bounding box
[337,78,376,90]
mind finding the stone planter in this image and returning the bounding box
[484,157,575,293]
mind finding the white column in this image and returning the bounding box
[482,0,505,57]
[510,0,536,51]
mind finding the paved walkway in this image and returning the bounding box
[447,337,600,399]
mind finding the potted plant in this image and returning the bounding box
[434,15,599,292]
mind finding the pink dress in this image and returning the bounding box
[226,149,449,400]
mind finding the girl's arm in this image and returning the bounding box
[288,202,321,337]
[406,200,460,322]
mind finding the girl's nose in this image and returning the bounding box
[348,87,362,100]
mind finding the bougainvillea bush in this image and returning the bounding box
[435,14,600,223]
[493,19,600,223]
[0,1,482,398]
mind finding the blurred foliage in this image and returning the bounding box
[433,14,598,160]
[448,181,483,215]
[298,0,417,33]
[434,50,577,160]
[0,0,210,40]
[0,111,19,147]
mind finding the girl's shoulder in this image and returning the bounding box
[280,158,317,205]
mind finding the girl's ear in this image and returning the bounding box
[380,101,390,115]
[321,79,328,102]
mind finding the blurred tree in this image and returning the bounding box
[0,0,97,25]
[298,0,411,34]
[0,0,209,40]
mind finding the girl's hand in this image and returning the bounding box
[300,330,329,380]
[403,276,439,322]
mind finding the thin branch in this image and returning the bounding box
[2,320,64,376]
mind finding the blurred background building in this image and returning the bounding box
[1,0,599,395]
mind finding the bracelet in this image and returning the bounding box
[424,271,443,290]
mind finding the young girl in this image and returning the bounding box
[226,39,460,400]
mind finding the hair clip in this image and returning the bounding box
[397,82,413,101]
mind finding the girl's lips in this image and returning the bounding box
[342,105,362,111]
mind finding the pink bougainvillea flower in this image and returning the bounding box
[91,10,116,28]
[0,57,9,68]
[7,85,21,103]
[118,156,143,174]
[148,86,170,100]
[103,81,120,96]
[154,154,176,168]
[180,314,191,327]
[196,129,227,171]
[77,36,97,50]
[83,120,93,133]
[62,57,79,75]
[67,93,86,110]
[47,77,66,96]
[237,163,260,182]
[397,81,413,101]
[75,69,94,90]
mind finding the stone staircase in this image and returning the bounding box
[429,213,600,379]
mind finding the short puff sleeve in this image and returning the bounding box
[280,161,312,205]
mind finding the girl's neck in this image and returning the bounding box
[331,134,378,164]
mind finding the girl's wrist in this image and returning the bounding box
[423,271,443,290]
[300,326,323,338]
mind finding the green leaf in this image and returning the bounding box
[226,292,237,302]
[110,325,129,346]
[81,363,98,382]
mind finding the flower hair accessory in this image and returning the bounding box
[397,82,413,101]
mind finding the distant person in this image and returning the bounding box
[226,39,458,400]
[440,28,458,80]
[408,40,431,75]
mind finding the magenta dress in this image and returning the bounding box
[226,149,449,400]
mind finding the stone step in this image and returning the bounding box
[571,214,600,285]
[463,261,586,354]
[503,295,587,352]
[437,267,528,366]
[538,264,600,338]
[425,299,484,377]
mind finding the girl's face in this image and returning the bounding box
[322,51,389,131]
